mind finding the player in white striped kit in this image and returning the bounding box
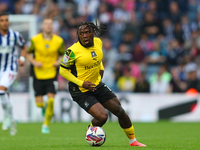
[0,13,26,135]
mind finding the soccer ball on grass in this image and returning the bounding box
[85,126,106,146]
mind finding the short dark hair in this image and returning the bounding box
[0,12,9,17]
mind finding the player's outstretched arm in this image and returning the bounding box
[59,66,96,92]
[59,66,83,87]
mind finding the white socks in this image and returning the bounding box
[129,138,137,144]
[0,90,14,123]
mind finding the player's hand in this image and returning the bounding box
[17,59,24,66]
[33,61,43,68]
[82,81,96,92]
[53,61,60,67]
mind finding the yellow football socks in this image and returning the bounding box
[36,102,44,108]
[123,125,135,140]
[90,122,93,127]
[44,97,54,126]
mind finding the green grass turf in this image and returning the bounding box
[0,121,199,150]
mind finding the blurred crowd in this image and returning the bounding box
[4,0,200,93]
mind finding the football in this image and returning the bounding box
[85,126,106,146]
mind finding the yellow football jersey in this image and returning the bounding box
[28,33,64,79]
[60,37,104,92]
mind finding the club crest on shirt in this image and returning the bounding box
[45,44,49,48]
[91,51,97,57]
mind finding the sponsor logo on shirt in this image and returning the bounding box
[0,46,12,53]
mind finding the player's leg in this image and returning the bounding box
[35,96,45,108]
[88,103,108,127]
[0,86,10,131]
[35,95,46,117]
[103,98,146,147]
[95,83,146,146]
[0,71,17,135]
[41,79,57,134]
[70,88,108,128]
[33,78,45,110]
[42,93,55,133]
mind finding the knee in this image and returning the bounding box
[0,90,6,103]
[99,112,108,124]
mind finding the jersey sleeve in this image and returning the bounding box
[28,39,34,53]
[16,31,25,47]
[58,40,65,55]
[60,49,75,69]
[59,66,84,87]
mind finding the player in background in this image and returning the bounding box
[27,18,64,134]
[59,21,146,147]
[0,13,26,135]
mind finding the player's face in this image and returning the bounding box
[42,19,53,34]
[0,15,9,31]
[78,25,94,47]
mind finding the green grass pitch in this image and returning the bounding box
[0,121,199,150]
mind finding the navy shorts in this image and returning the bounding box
[69,82,116,112]
[33,77,57,96]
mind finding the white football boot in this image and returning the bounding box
[2,116,10,131]
[10,120,17,136]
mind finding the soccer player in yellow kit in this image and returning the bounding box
[27,18,64,134]
[59,21,146,147]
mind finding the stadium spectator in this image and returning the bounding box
[173,22,184,44]
[168,1,182,23]
[0,0,14,13]
[181,15,192,41]
[131,44,145,63]
[141,11,162,40]
[109,4,130,47]
[135,72,150,93]
[76,0,99,21]
[102,38,118,69]
[145,40,166,65]
[123,11,140,41]
[184,62,200,91]
[128,61,141,80]
[187,0,198,23]
[167,39,184,66]
[139,33,153,55]
[168,67,187,93]
[117,43,132,65]
[113,61,123,91]
[117,66,137,92]
[97,2,112,28]
[121,31,136,49]
[148,0,159,21]
[101,59,115,90]
[162,18,174,42]
[149,65,171,93]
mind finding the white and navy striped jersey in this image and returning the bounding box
[0,29,25,72]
